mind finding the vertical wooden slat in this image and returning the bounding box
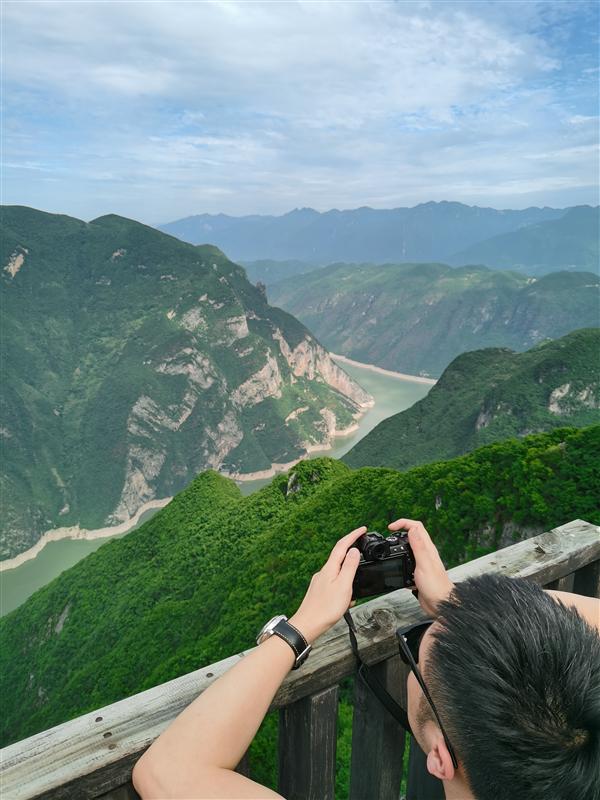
[573,559,600,599]
[278,686,338,800]
[349,654,408,800]
[545,573,575,592]
[96,781,140,800]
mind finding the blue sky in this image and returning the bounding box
[2,0,599,223]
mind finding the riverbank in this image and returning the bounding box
[224,417,364,482]
[0,355,429,576]
[0,497,172,572]
[331,353,437,385]
[1,358,432,613]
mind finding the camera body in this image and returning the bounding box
[351,530,415,599]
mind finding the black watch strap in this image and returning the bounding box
[273,619,311,669]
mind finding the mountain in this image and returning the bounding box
[159,202,571,265]
[343,329,600,471]
[449,206,600,275]
[1,426,598,787]
[241,259,319,286]
[268,262,600,376]
[0,206,370,560]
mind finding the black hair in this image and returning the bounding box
[424,573,600,800]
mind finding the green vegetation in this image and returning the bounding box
[0,206,367,558]
[269,262,599,376]
[1,425,598,797]
[344,329,600,470]
[450,206,600,274]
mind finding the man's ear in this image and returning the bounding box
[425,732,456,783]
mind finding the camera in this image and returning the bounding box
[351,530,415,599]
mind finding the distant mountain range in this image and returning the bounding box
[0,206,369,559]
[269,262,599,376]
[159,202,599,273]
[343,328,600,471]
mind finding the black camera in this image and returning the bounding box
[351,530,415,599]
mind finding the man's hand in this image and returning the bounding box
[388,517,454,617]
[289,526,367,643]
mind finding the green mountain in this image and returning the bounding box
[449,206,600,275]
[268,262,600,376]
[1,425,598,798]
[0,206,370,559]
[241,258,319,286]
[343,329,600,471]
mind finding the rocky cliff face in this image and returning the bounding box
[0,207,371,558]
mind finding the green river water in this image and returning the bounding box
[0,360,431,616]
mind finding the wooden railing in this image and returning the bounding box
[2,519,599,800]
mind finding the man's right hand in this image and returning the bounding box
[388,517,454,617]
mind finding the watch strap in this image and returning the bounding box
[273,619,311,669]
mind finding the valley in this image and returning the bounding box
[0,358,432,615]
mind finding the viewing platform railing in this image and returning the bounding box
[2,519,599,800]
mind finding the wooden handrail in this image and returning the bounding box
[1,519,599,800]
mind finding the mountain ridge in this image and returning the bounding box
[158,201,595,267]
[268,261,599,376]
[1,205,370,559]
[343,328,600,470]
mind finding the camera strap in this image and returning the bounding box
[343,610,412,733]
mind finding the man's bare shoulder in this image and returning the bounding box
[545,589,600,634]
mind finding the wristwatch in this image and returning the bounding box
[256,615,312,669]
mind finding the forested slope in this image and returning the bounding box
[343,329,600,470]
[2,424,599,799]
[1,206,368,558]
[268,262,599,376]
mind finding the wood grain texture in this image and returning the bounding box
[348,654,409,800]
[277,686,338,800]
[2,519,598,800]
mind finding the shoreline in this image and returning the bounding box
[1,354,429,570]
[0,497,172,572]
[331,353,437,385]
[224,417,364,482]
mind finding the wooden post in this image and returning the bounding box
[573,558,600,599]
[545,572,575,592]
[97,783,140,800]
[349,654,408,800]
[277,686,338,800]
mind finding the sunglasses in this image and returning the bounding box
[396,620,459,770]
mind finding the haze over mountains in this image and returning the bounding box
[269,262,599,376]
[160,202,599,273]
[0,206,369,559]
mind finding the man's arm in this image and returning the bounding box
[388,518,600,633]
[132,526,366,799]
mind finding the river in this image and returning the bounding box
[0,359,432,616]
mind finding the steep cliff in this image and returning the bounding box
[0,207,370,559]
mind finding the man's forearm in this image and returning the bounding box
[134,611,320,793]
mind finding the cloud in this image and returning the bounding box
[2,0,598,221]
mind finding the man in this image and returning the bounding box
[132,519,600,799]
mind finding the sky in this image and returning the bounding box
[2,0,599,224]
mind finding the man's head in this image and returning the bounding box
[406,573,600,800]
